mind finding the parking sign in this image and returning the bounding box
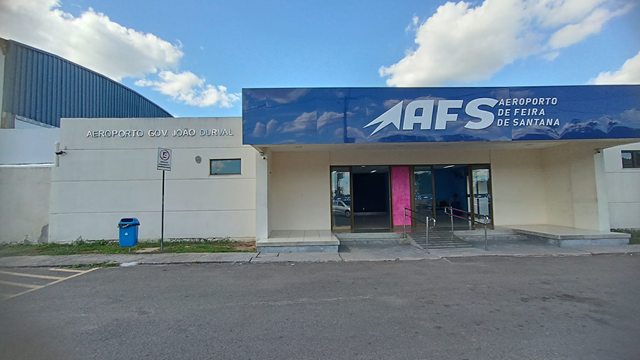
[157,148,172,171]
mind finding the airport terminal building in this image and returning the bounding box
[39,85,640,250]
[3,38,638,251]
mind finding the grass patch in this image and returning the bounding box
[612,229,640,245]
[59,262,120,268]
[0,239,256,257]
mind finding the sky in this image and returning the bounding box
[1,0,639,118]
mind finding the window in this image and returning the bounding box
[210,159,241,175]
[622,151,640,169]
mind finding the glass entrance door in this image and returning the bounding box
[331,167,352,229]
[470,165,493,227]
[413,166,434,224]
[330,164,493,231]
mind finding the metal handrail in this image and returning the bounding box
[403,207,436,227]
[444,206,490,251]
[403,208,434,254]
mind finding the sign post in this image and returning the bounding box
[157,148,172,251]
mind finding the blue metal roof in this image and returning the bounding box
[1,38,171,127]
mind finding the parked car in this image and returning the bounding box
[332,200,351,217]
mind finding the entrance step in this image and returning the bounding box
[334,232,405,244]
[258,230,340,253]
[408,230,475,249]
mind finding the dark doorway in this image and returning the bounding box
[352,166,390,229]
[433,165,470,229]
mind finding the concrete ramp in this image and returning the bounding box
[505,225,630,247]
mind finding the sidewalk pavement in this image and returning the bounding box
[1,242,639,268]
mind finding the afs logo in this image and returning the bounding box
[364,98,498,136]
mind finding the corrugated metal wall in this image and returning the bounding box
[1,39,171,127]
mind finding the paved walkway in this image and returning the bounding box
[1,240,639,267]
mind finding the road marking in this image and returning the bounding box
[2,268,98,301]
[0,279,43,289]
[48,268,85,273]
[0,270,65,280]
[224,295,374,307]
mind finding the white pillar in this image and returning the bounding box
[255,148,270,240]
[0,47,6,129]
[594,150,611,232]
[0,48,5,115]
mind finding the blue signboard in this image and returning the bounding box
[242,86,640,145]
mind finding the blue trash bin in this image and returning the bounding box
[118,218,140,247]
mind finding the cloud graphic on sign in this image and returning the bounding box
[246,89,311,104]
[253,122,266,137]
[334,127,368,141]
[282,112,317,133]
[317,111,354,129]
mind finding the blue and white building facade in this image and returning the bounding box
[242,86,640,249]
[2,44,639,248]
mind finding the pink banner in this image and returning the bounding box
[391,166,411,227]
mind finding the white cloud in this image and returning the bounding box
[135,71,240,108]
[528,0,608,27]
[0,0,237,108]
[0,0,182,81]
[380,0,634,86]
[548,5,632,49]
[405,15,420,32]
[590,51,640,84]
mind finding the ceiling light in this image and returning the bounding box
[443,165,455,169]
[370,169,377,173]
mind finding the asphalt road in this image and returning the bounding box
[1,255,639,360]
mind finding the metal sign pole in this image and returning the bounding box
[157,148,171,252]
[161,170,165,252]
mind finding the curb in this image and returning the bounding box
[0,250,639,268]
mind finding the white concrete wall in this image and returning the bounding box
[490,149,546,226]
[269,151,331,231]
[0,128,60,164]
[604,143,640,229]
[0,166,51,243]
[540,143,607,231]
[49,117,256,243]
